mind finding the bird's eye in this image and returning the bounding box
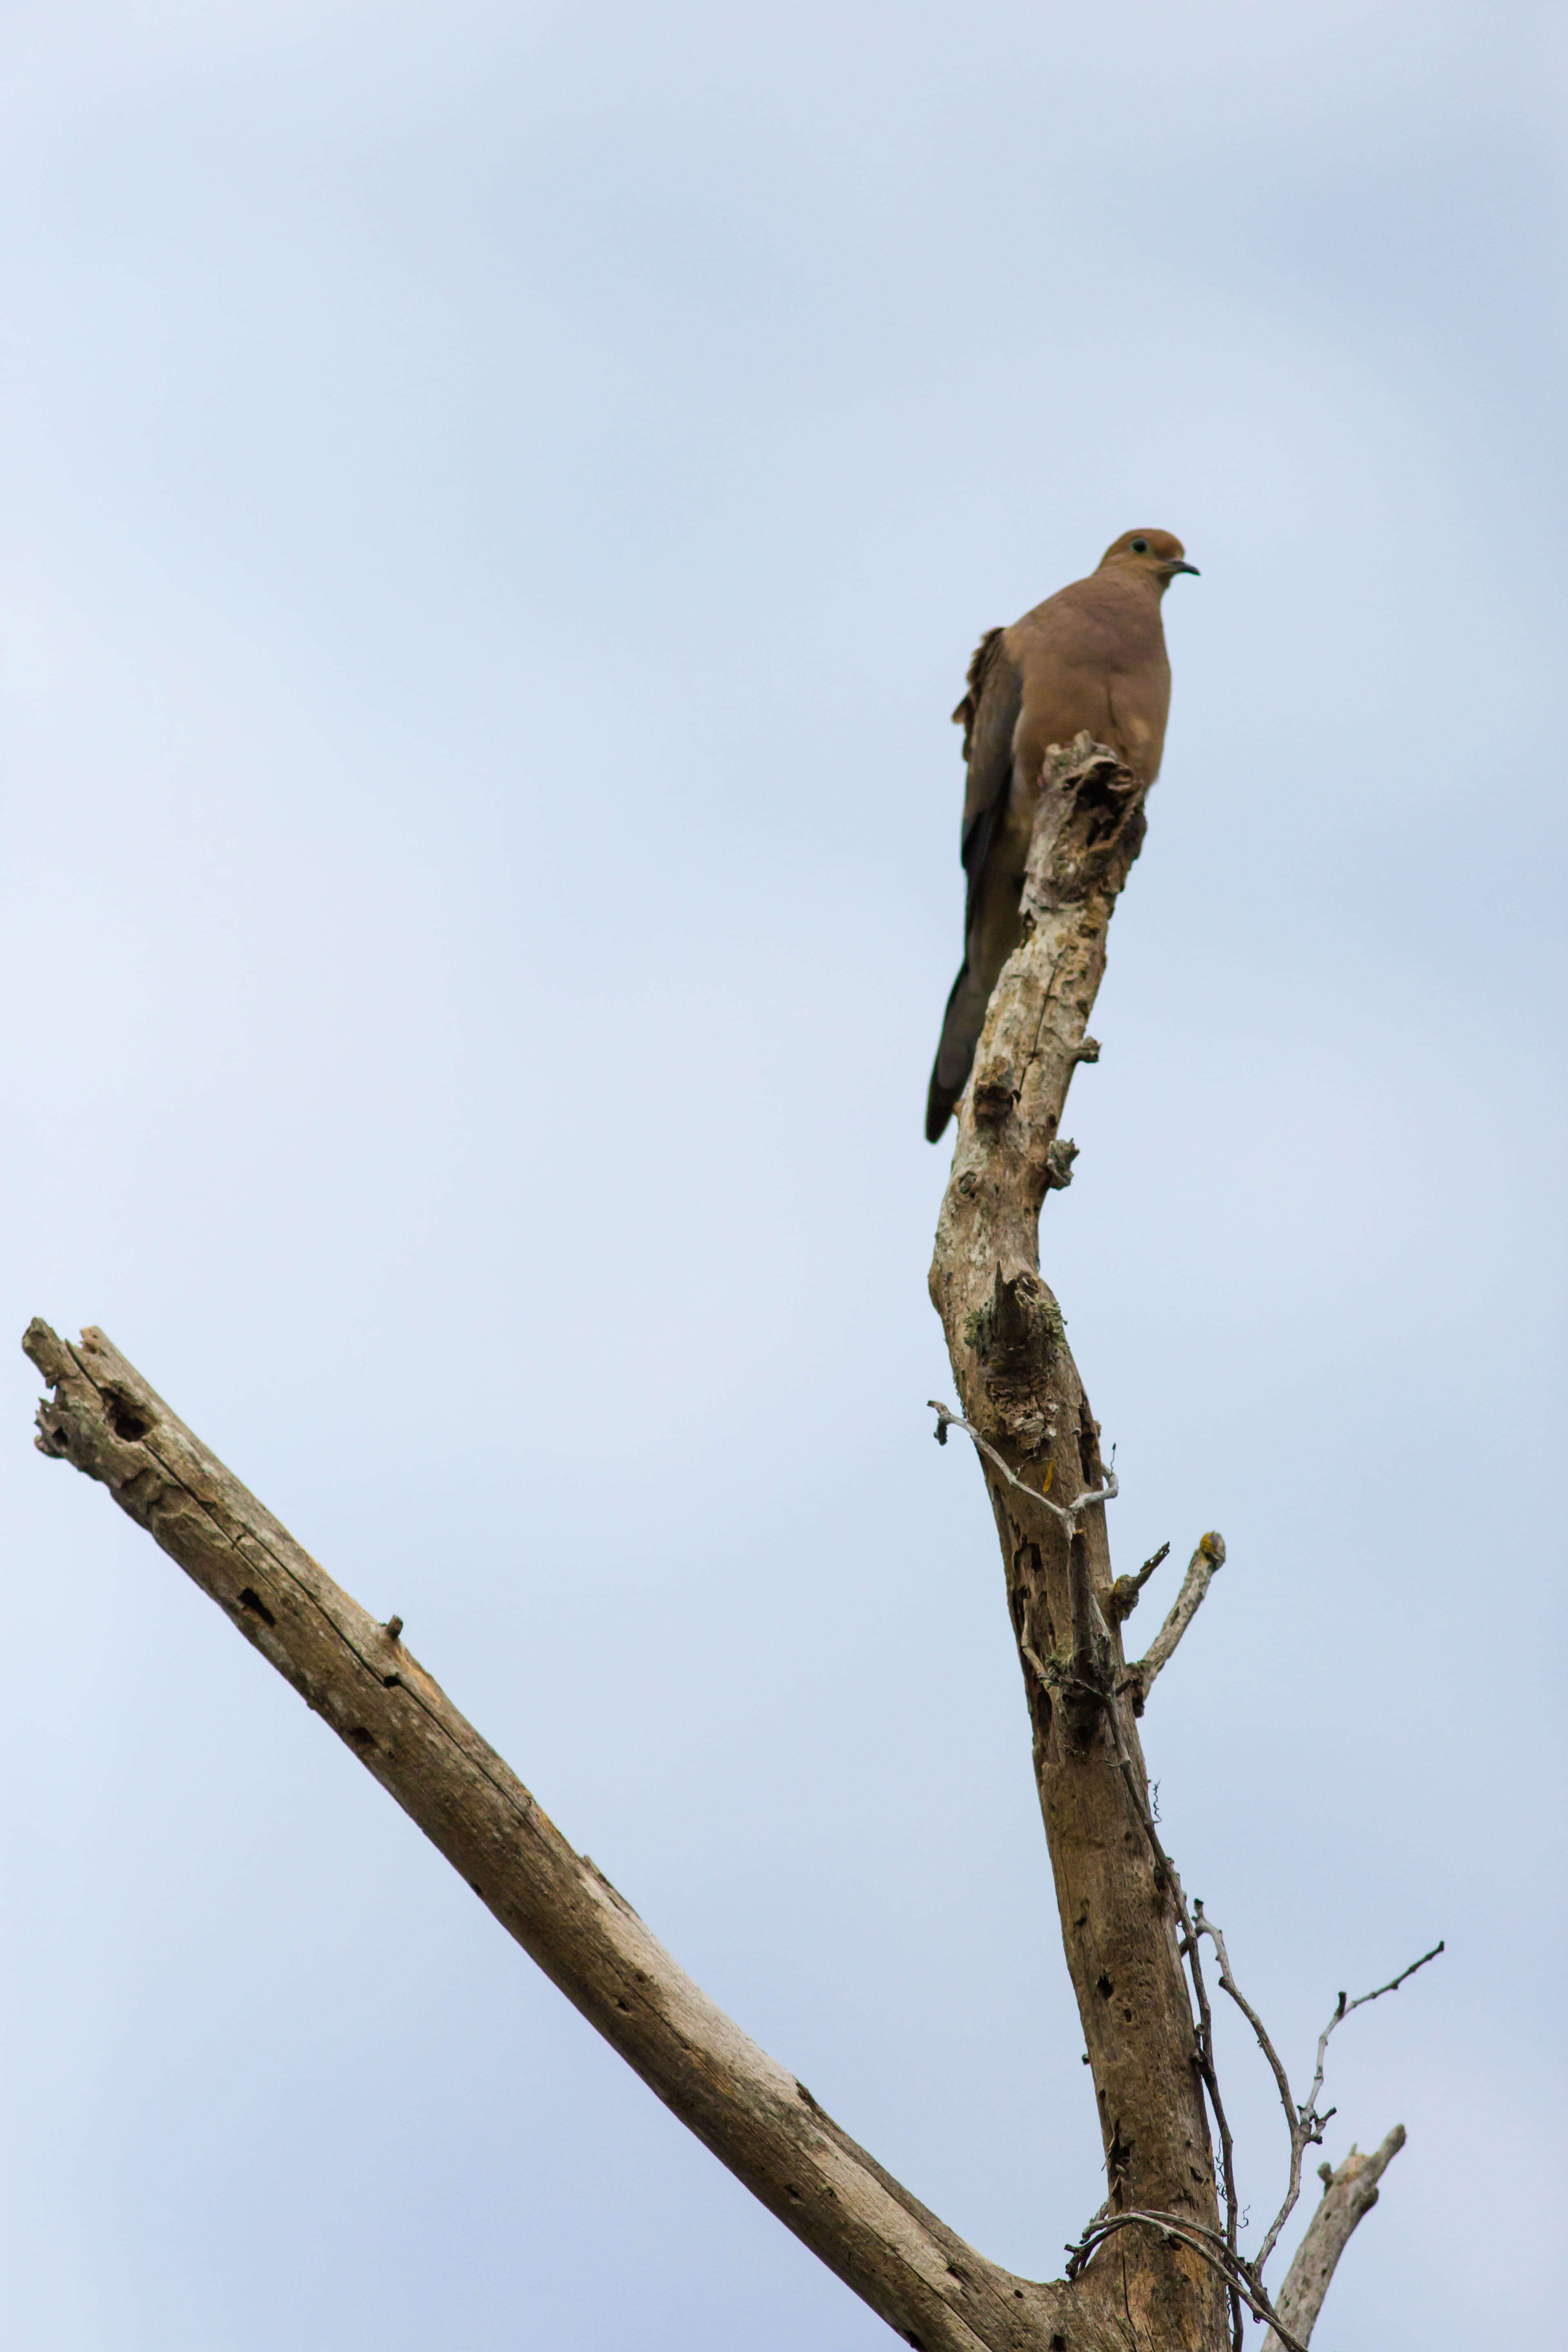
[1130,537,1150,554]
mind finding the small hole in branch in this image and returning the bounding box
[104,1392,152,1444]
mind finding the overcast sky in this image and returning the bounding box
[1,4,1563,2347]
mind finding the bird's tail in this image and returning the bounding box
[924,960,992,1143]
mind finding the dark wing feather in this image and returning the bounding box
[952,628,1022,941]
[924,629,1024,1142]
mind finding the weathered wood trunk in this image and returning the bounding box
[928,739,1226,2348]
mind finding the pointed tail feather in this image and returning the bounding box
[924,961,992,1143]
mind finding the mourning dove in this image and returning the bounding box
[924,529,1198,1143]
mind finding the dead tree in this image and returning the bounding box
[22,738,1436,2351]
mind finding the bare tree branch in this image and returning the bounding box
[22,1317,1085,2352]
[929,736,1234,2352]
[1261,2129,1407,2351]
[1192,1910,1441,2283]
[1122,1534,1226,1714]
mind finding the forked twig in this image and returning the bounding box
[1193,1907,1443,2278]
[927,1399,1118,1532]
[1307,1941,1446,2126]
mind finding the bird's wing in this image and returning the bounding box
[952,627,1023,939]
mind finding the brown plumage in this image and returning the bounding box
[924,528,1198,1143]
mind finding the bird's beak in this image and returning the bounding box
[1163,559,1200,577]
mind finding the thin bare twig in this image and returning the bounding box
[1194,1905,1303,2274]
[1192,1907,1443,2281]
[1305,1942,1445,2130]
[930,1397,1123,1753]
[1063,2212,1308,2352]
[927,1400,1118,1532]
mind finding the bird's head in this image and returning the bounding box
[1098,529,1199,590]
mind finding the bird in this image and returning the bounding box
[924,529,1198,1143]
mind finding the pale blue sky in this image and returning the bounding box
[2,4,1563,2346]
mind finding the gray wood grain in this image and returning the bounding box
[22,1316,1094,2352]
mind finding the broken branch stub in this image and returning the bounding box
[1123,1533,1227,1714]
[1262,2129,1406,2352]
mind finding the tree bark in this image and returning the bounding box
[21,1317,1096,2352]
[928,738,1226,2350]
[1262,2130,1405,2352]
